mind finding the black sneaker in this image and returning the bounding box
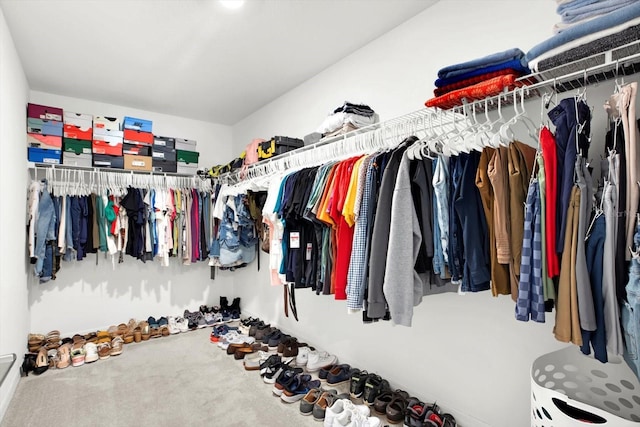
[350,369,369,399]
[362,374,389,406]
[259,354,281,375]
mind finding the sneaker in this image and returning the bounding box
[254,325,275,341]
[299,388,324,416]
[259,354,282,376]
[334,406,381,427]
[281,375,321,403]
[349,369,368,399]
[176,317,189,333]
[273,371,307,397]
[167,316,180,334]
[263,362,298,384]
[312,390,338,421]
[362,374,390,406]
[296,346,314,367]
[268,332,289,350]
[243,350,271,371]
[306,350,338,373]
[324,399,370,427]
[327,365,353,385]
[250,321,269,337]
[319,364,341,381]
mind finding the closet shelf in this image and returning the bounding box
[218,48,640,185]
[29,163,207,179]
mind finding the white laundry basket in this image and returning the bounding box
[531,346,640,426]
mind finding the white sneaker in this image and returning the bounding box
[306,350,337,372]
[176,317,189,333]
[168,316,180,334]
[334,408,381,427]
[296,346,313,367]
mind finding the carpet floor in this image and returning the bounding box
[2,327,351,427]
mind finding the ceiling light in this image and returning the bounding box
[219,0,244,9]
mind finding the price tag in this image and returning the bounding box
[306,243,312,260]
[289,232,300,249]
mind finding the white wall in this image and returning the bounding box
[0,6,30,421]
[231,2,573,426]
[26,91,236,335]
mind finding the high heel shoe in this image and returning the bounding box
[21,353,37,376]
[33,347,49,375]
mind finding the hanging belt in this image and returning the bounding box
[283,284,298,321]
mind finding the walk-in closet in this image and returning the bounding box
[1,1,640,426]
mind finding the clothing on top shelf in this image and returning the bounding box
[426,74,526,110]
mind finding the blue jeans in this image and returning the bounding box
[63,195,74,261]
[549,97,591,254]
[34,185,56,277]
[623,225,640,378]
[433,156,450,265]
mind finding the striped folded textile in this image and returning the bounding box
[425,74,524,110]
[433,68,522,97]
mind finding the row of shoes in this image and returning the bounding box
[22,297,242,377]
[213,317,457,427]
[22,331,125,376]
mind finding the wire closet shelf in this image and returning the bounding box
[30,164,213,196]
[218,47,640,186]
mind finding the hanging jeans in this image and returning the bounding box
[516,180,545,322]
[34,185,56,277]
[549,98,591,255]
[432,155,450,266]
[581,215,608,363]
[622,223,640,378]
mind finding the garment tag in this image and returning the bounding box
[306,243,312,260]
[290,232,300,249]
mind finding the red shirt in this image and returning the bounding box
[541,127,560,278]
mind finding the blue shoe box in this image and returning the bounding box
[123,116,153,133]
[28,147,61,164]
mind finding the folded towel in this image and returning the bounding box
[435,58,530,88]
[425,74,524,110]
[437,48,525,79]
[557,0,601,14]
[433,68,520,96]
[528,15,640,70]
[553,15,599,34]
[561,0,637,24]
[524,2,640,63]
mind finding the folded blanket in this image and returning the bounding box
[553,15,599,34]
[425,74,524,110]
[435,58,530,88]
[524,2,640,63]
[535,23,640,72]
[433,68,521,96]
[437,48,524,79]
[528,15,640,70]
[561,0,637,24]
[558,0,611,14]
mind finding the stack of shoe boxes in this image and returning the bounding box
[176,138,199,174]
[92,116,124,169]
[62,112,93,167]
[26,103,63,164]
[122,116,153,172]
[152,135,177,173]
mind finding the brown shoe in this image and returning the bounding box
[97,342,111,360]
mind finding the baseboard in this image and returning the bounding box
[0,364,21,423]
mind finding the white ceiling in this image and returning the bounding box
[0,0,437,125]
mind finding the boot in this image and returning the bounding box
[220,296,229,311]
[230,297,241,314]
[21,353,37,377]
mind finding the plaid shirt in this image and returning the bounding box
[346,157,376,310]
[516,179,545,322]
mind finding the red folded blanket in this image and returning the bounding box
[425,74,523,110]
[433,68,521,96]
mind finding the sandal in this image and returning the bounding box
[139,321,150,341]
[71,346,86,367]
[160,325,170,337]
[97,342,111,360]
[110,337,124,356]
[57,343,71,369]
[33,347,49,375]
[96,330,111,344]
